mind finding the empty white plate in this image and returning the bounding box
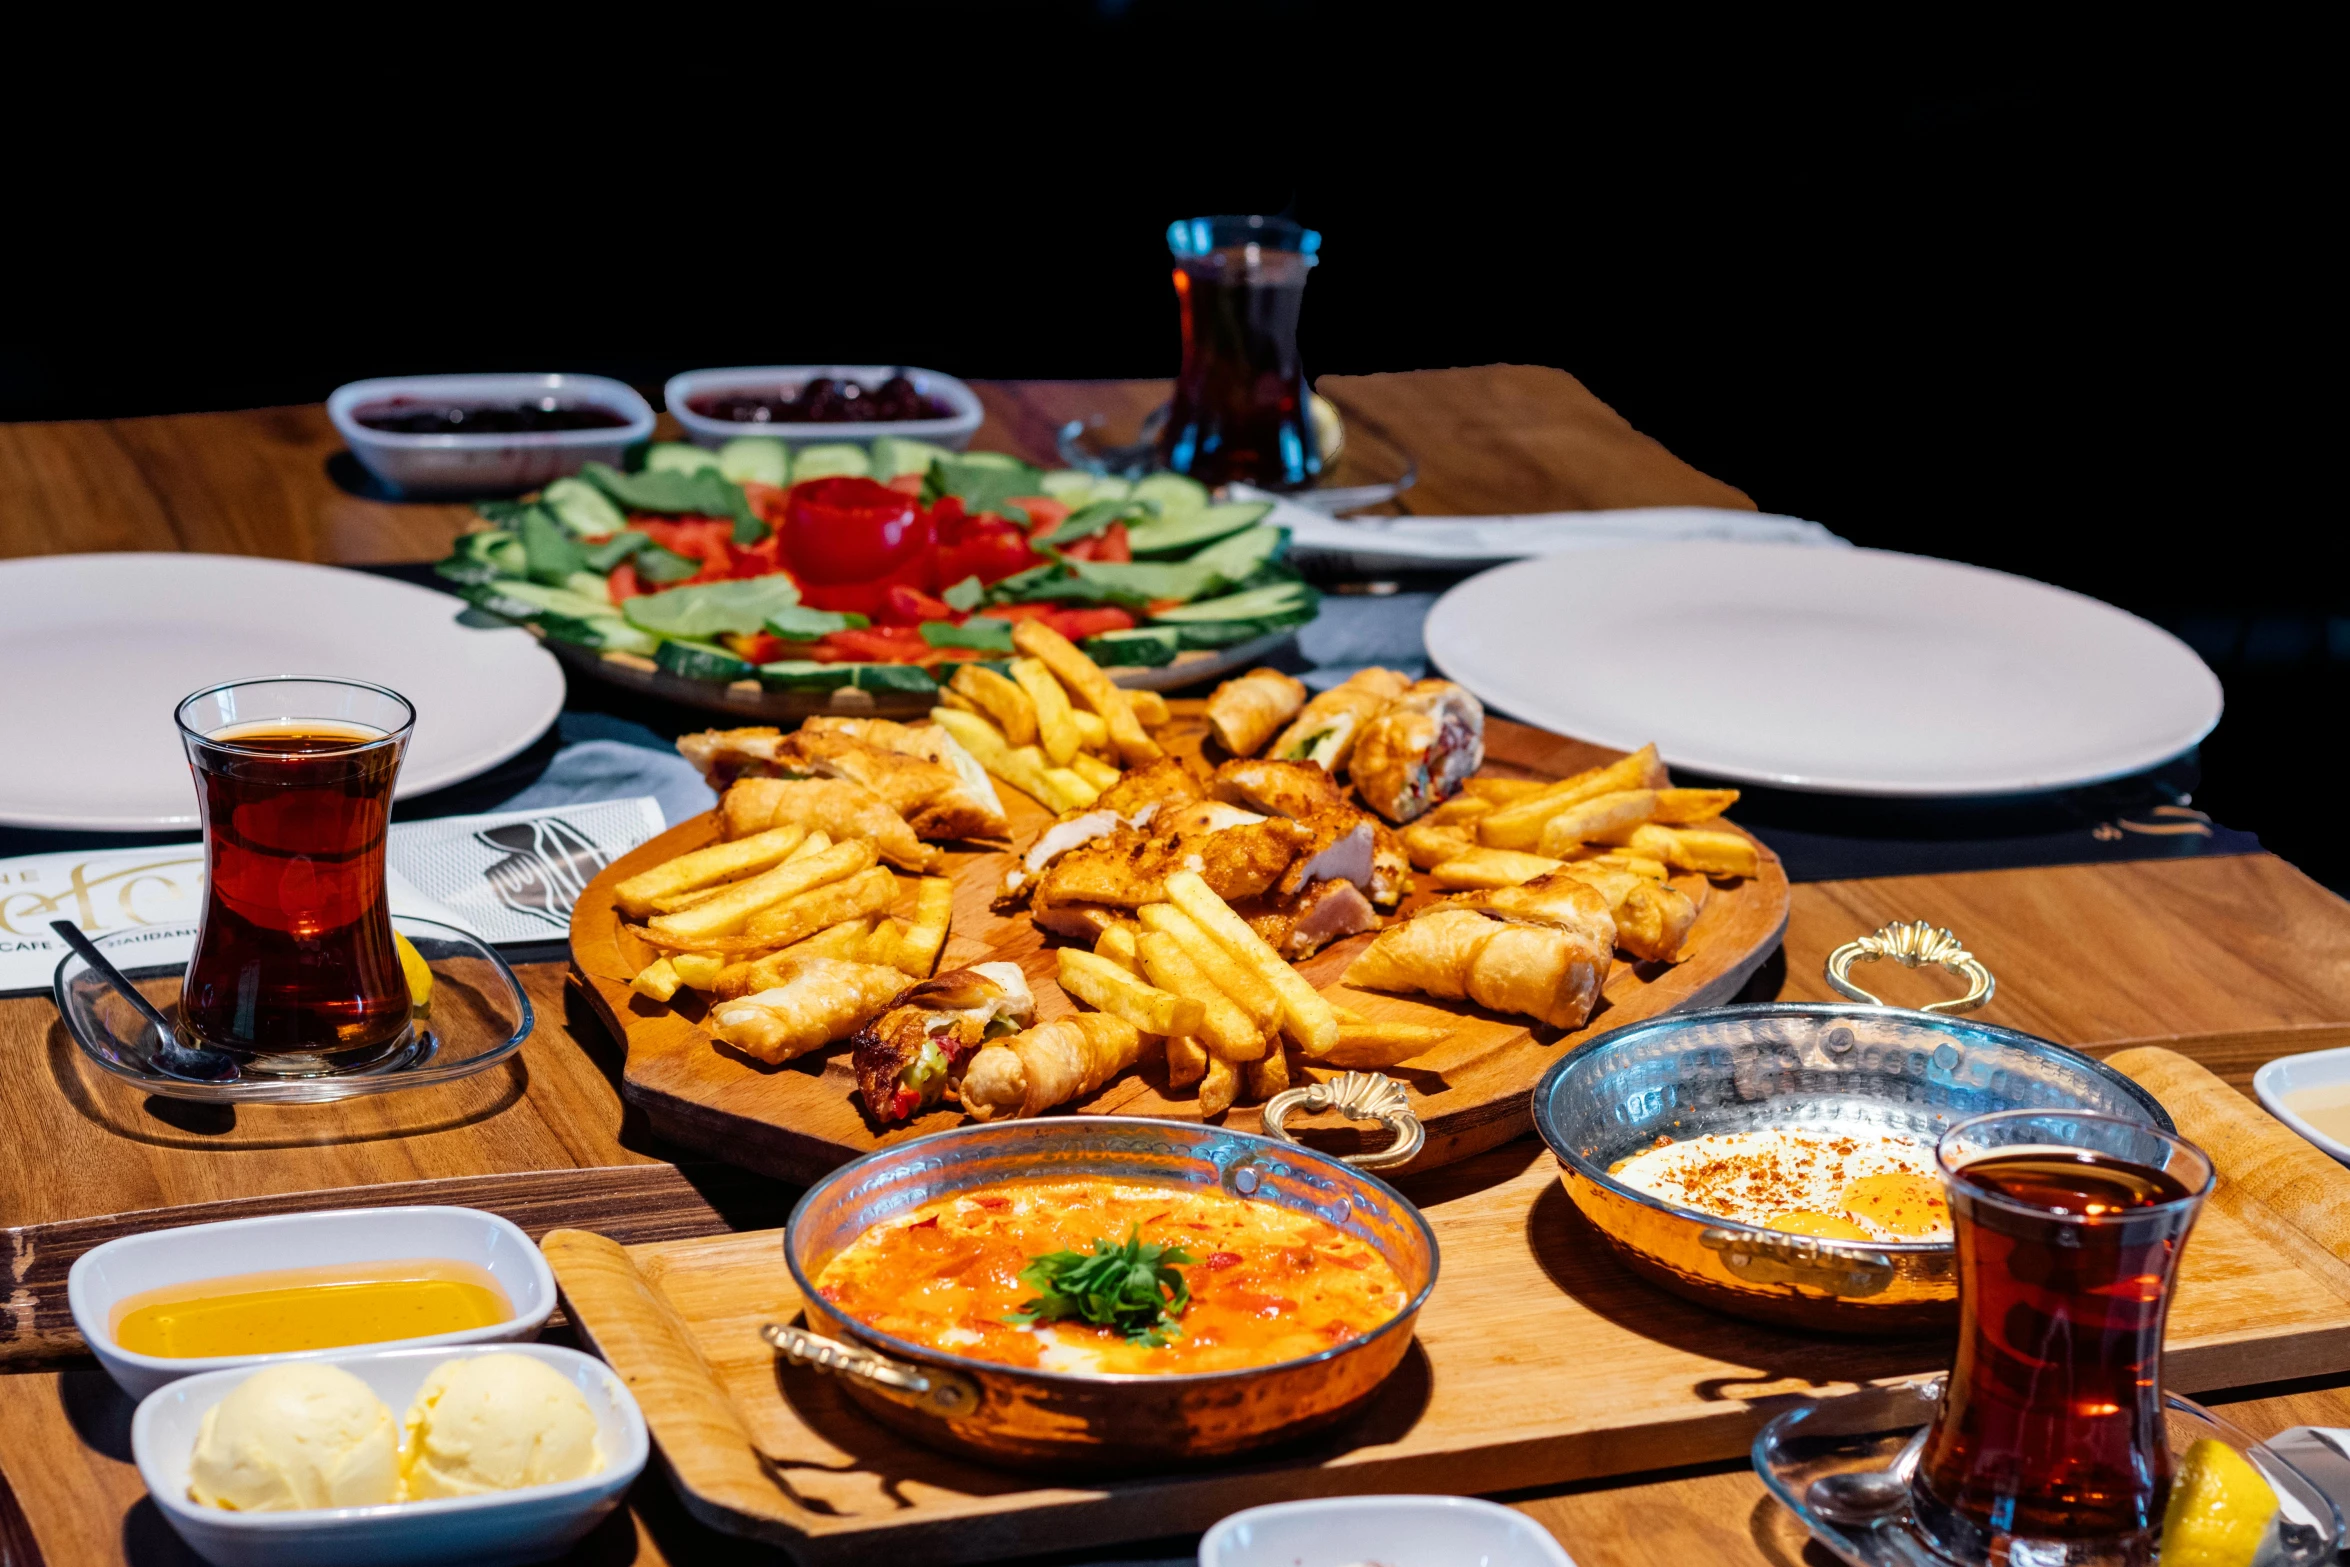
[1425,541,2222,796]
[0,554,565,830]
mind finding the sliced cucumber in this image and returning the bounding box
[542,476,628,537]
[645,442,723,476]
[1080,626,1180,667]
[656,639,756,682]
[561,570,615,605]
[1185,525,1287,587]
[1038,469,1100,501]
[1125,501,1274,558]
[436,528,525,583]
[1083,476,1134,505]
[1168,617,1305,649]
[790,443,873,482]
[459,578,621,624]
[540,614,659,656]
[717,437,788,487]
[871,436,955,481]
[1131,472,1210,515]
[1150,580,1314,624]
[757,661,938,694]
[1059,559,1221,605]
[952,451,1027,473]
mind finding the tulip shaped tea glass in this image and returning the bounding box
[1913,1109,2215,1566]
[1156,214,1322,489]
[175,677,415,1072]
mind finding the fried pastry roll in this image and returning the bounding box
[705,958,912,1065]
[1344,870,1616,1031]
[849,961,1036,1123]
[805,716,1010,840]
[1349,679,1487,824]
[960,1013,1145,1121]
[1268,667,1411,773]
[1207,668,1308,757]
[720,777,934,870]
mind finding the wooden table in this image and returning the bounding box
[4,366,2348,1567]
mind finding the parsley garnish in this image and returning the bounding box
[1006,1225,1197,1347]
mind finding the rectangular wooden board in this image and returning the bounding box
[542,1046,2350,1566]
[569,714,1790,1185]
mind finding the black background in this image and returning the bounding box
[7,10,2340,887]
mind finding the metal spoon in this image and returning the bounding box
[1805,1425,1931,1525]
[50,920,238,1082]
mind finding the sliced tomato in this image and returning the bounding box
[1058,521,1132,564]
[816,626,933,664]
[728,533,788,579]
[630,517,736,561]
[727,632,792,664]
[936,522,1041,588]
[688,537,736,582]
[607,560,645,601]
[1008,495,1068,536]
[740,481,792,526]
[875,584,957,626]
[1043,606,1136,640]
[883,472,926,497]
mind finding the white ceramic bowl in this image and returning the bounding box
[2255,1046,2350,1165]
[1198,1495,1579,1567]
[134,1342,647,1567]
[71,1206,558,1400]
[327,373,655,496]
[663,363,983,450]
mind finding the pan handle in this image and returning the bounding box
[1699,1227,1897,1297]
[761,1322,982,1417]
[1824,919,1995,1015]
[1260,1070,1425,1170]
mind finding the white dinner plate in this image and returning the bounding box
[0,554,566,830]
[1424,542,2222,796]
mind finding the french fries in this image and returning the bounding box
[1164,870,1337,1057]
[1618,824,1762,879]
[1532,790,1658,856]
[631,957,682,1001]
[1056,947,1204,1038]
[1070,708,1112,755]
[1430,847,1565,890]
[1477,746,1665,849]
[614,825,808,919]
[646,841,876,943]
[742,864,899,946]
[1135,903,1280,1029]
[1069,752,1122,792]
[1462,777,1547,803]
[1043,765,1102,810]
[948,665,1037,746]
[1012,621,1161,765]
[1165,1034,1209,1090]
[1325,1018,1451,1068]
[1137,932,1266,1061]
[1653,788,1740,824]
[1011,656,1082,767]
[1198,1052,1239,1117]
[1125,688,1171,729]
[930,707,1079,810]
[1244,1047,1290,1100]
[787,917,878,961]
[936,688,982,716]
[669,952,726,990]
[1401,822,1479,870]
[1095,925,1143,975]
[887,876,954,977]
[1425,795,1497,825]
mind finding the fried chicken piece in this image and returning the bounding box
[1238,879,1384,960]
[1210,757,1347,819]
[1095,756,1204,826]
[1029,820,1305,912]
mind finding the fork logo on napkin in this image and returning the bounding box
[474,818,611,930]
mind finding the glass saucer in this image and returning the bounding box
[1754,1376,2340,1566]
[1055,398,1419,515]
[54,915,534,1104]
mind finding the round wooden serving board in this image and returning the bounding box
[569,710,1790,1184]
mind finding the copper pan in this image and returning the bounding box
[766,1117,1439,1470]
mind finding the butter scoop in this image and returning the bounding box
[187,1362,401,1511]
[401,1353,602,1499]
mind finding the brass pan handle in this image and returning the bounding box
[1699,1227,1897,1298]
[1824,919,1995,1015]
[761,1322,981,1417]
[1260,1070,1425,1170]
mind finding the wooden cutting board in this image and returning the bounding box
[541,1047,2350,1566]
[568,711,1791,1184]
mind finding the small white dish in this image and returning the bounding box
[327,373,655,496]
[1198,1494,1578,1567]
[663,363,983,450]
[71,1206,558,1400]
[2255,1047,2350,1165]
[134,1342,646,1567]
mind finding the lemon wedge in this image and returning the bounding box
[393,931,432,1015]
[2161,1437,2277,1567]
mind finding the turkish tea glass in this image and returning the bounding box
[175,677,415,1072]
[1913,1109,2215,1566]
[1156,214,1323,490]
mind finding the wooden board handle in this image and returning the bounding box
[541,1228,782,1524]
[2106,1045,2350,1303]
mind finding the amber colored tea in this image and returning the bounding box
[1156,244,1320,489]
[1915,1149,2197,1555]
[181,721,411,1058]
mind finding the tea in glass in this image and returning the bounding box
[1156,214,1323,489]
[175,678,415,1069]
[1914,1109,2215,1564]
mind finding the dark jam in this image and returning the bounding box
[352,400,632,435]
[687,375,950,424]
[182,725,411,1060]
[1914,1150,2198,1560]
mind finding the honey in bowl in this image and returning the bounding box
[111,1259,511,1359]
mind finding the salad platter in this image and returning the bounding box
[435,435,1320,718]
